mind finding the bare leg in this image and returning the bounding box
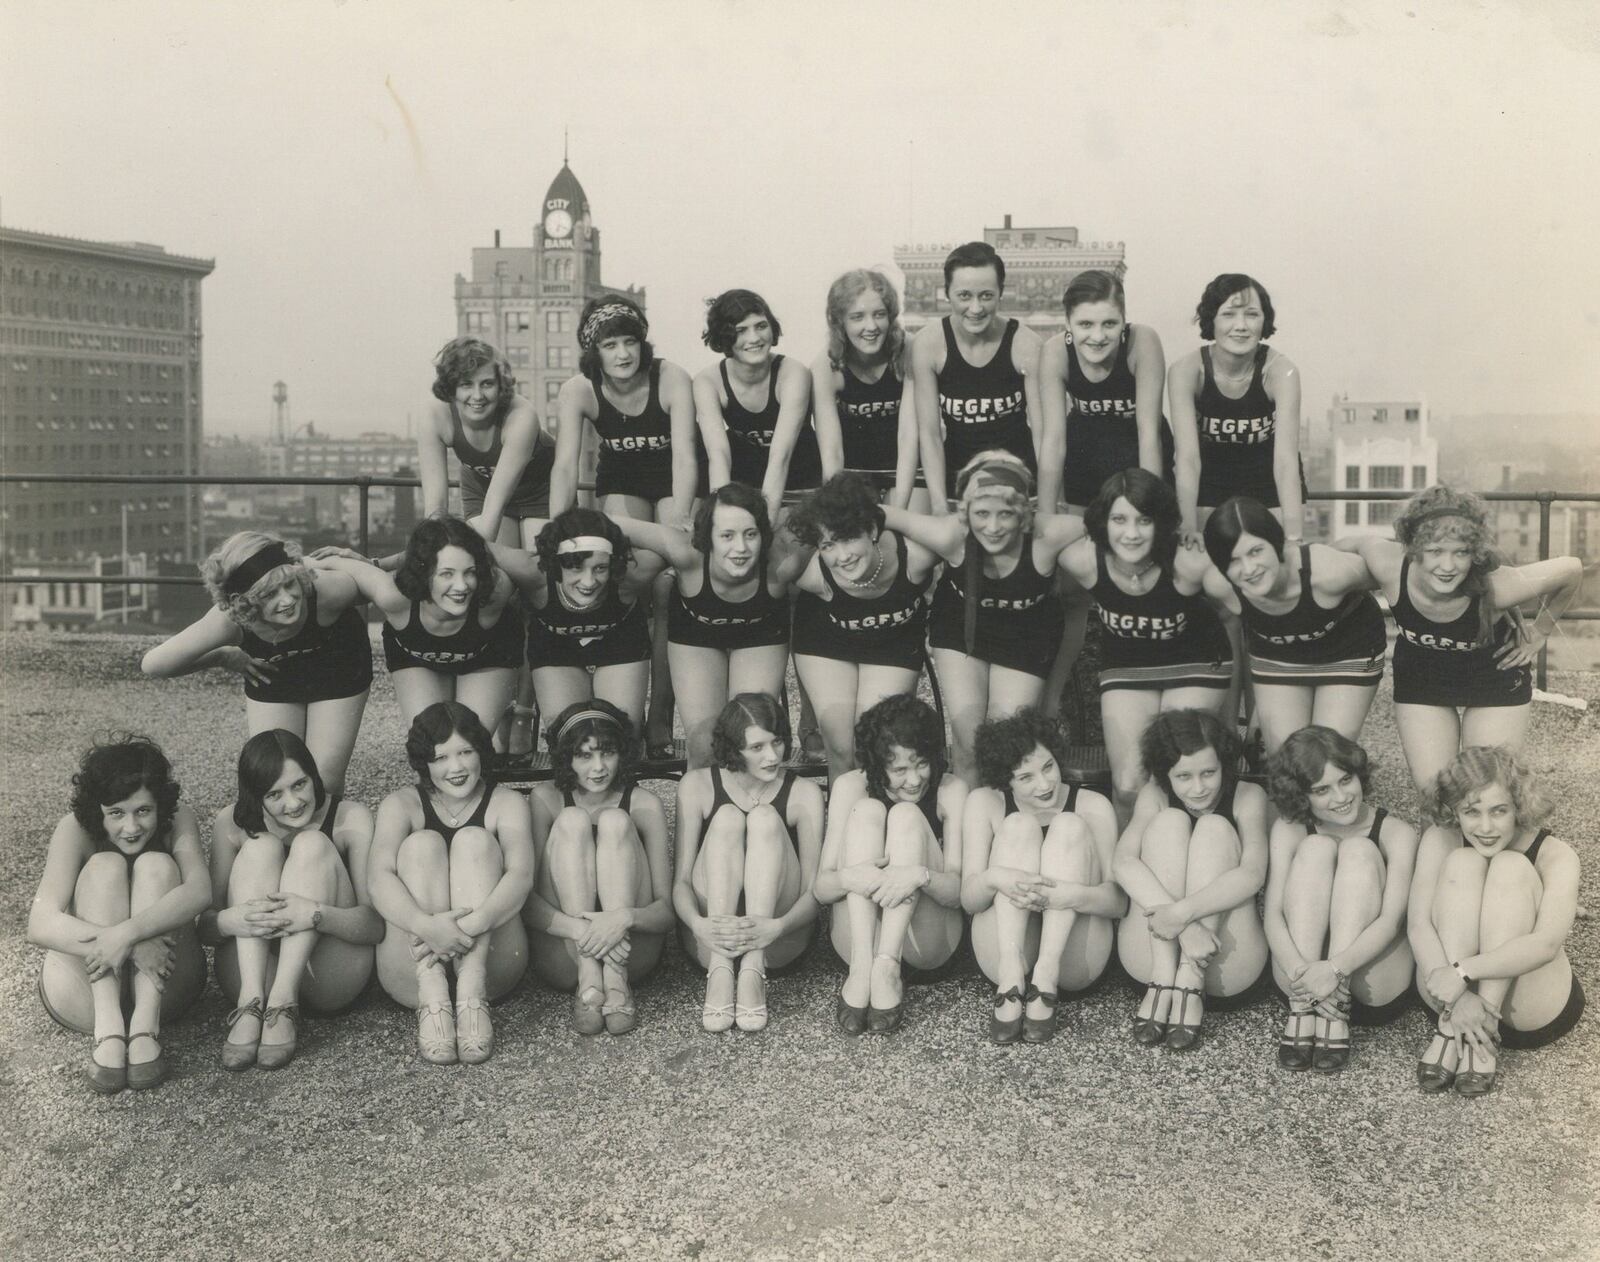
[989,813,1044,1027]
[1128,808,1191,1028]
[1102,689,1161,829]
[1252,682,1316,759]
[382,831,452,1011]
[126,853,181,1070]
[1307,682,1380,746]
[795,655,861,784]
[645,569,677,752]
[455,667,519,742]
[873,801,934,1009]
[1040,580,1091,720]
[737,804,792,1026]
[1033,812,1106,1001]
[392,668,455,731]
[592,661,651,733]
[1421,846,1487,1079]
[225,834,287,1055]
[301,693,368,797]
[932,648,989,787]
[594,808,646,1026]
[74,854,131,1071]
[691,804,746,1024]
[838,798,888,1009]
[1395,703,1465,801]
[1460,704,1533,758]
[669,643,731,770]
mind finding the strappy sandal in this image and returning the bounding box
[989,985,1025,1045]
[601,976,637,1037]
[1415,1020,1459,1094]
[1021,984,1061,1045]
[1312,990,1353,1073]
[416,1000,457,1065]
[1455,1023,1501,1098]
[1164,986,1206,1051]
[221,998,265,1071]
[1277,1004,1316,1072]
[866,953,905,1035]
[1132,984,1171,1046]
[87,1033,127,1095]
[456,996,495,1063]
[701,960,736,1033]
[572,984,606,1037]
[735,962,769,1032]
[125,1031,168,1090]
[256,1003,300,1072]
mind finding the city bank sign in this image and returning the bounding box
[543,198,576,248]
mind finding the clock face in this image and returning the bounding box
[544,209,573,239]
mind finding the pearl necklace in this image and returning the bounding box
[1108,553,1158,587]
[432,784,484,827]
[840,536,888,589]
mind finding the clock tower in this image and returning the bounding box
[453,156,647,422]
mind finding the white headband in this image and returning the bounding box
[557,535,614,556]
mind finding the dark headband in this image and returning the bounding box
[223,542,293,596]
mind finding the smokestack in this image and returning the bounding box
[494,229,501,247]
[1003,214,1012,229]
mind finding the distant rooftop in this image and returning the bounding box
[0,224,215,274]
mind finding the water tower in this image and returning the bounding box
[271,380,289,445]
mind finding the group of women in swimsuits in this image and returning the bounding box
[32,248,1584,1101]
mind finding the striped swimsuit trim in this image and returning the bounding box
[1099,658,1232,692]
[1248,650,1386,688]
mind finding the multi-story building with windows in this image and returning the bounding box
[1,226,213,625]
[1311,396,1436,540]
[453,160,646,418]
[895,215,1126,341]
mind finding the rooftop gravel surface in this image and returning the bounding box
[1,633,1596,1261]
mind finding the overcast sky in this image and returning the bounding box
[4,0,1598,438]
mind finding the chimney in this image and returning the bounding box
[1501,465,1512,491]
[494,229,501,247]
[1003,214,1012,229]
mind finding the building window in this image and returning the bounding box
[1344,466,1361,490]
[545,379,562,404]
[1345,503,1361,526]
[1405,408,1420,421]
[464,311,489,333]
[1373,408,1388,422]
[1369,466,1404,489]
[1412,465,1428,488]
[546,346,573,370]
[1368,502,1399,527]
[545,311,572,334]
[506,312,529,333]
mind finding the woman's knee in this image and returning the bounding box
[1040,814,1095,879]
[1189,814,1242,865]
[79,851,129,893]
[744,803,788,849]
[705,802,748,845]
[1111,763,1148,800]
[397,829,449,870]
[284,829,339,872]
[1333,834,1382,882]
[993,812,1044,867]
[594,808,636,848]
[1288,833,1338,883]
[131,850,180,894]
[450,826,504,869]
[1437,844,1489,890]
[884,801,929,862]
[550,805,594,842]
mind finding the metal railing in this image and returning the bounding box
[2,474,1596,688]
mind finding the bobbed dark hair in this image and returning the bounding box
[395,514,497,608]
[547,698,640,795]
[1267,726,1371,829]
[1062,269,1126,318]
[785,472,885,549]
[702,289,782,356]
[710,692,791,773]
[854,694,948,803]
[70,734,180,854]
[233,729,327,836]
[405,701,496,790]
[1203,495,1286,573]
[1084,468,1181,573]
[576,295,655,379]
[1139,709,1240,795]
[533,507,633,590]
[431,336,516,404]
[1195,274,1277,341]
[974,708,1070,791]
[943,241,1006,291]
[692,482,773,561]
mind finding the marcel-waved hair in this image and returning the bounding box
[855,694,948,803]
[70,734,180,854]
[1195,273,1277,341]
[701,289,782,356]
[1431,745,1551,830]
[1267,726,1371,829]
[1139,709,1240,794]
[1394,485,1508,644]
[1085,468,1181,573]
[405,701,496,790]
[200,530,314,628]
[710,692,791,773]
[1062,269,1126,318]
[232,729,326,837]
[974,708,1070,791]
[825,269,907,375]
[395,514,497,608]
[943,241,1005,291]
[785,472,885,548]
[548,698,640,795]
[1203,495,1286,572]
[431,336,516,404]
[692,482,773,561]
[533,507,633,590]
[577,295,655,379]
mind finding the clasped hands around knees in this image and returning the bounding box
[989,866,1078,914]
[1287,960,1347,1017]
[225,893,320,939]
[1439,988,1501,1053]
[82,923,175,987]
[410,906,479,967]
[1146,902,1218,965]
[696,914,781,957]
[844,857,928,908]
[575,909,632,965]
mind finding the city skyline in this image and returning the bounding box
[4,1,1598,439]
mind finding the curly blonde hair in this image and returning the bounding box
[1394,485,1516,645]
[1431,745,1552,830]
[200,531,314,628]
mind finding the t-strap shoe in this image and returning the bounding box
[989,986,1025,1045]
[735,962,769,1032]
[1277,1005,1316,1071]
[87,1034,127,1095]
[1021,985,1061,1044]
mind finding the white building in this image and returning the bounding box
[1321,397,1437,539]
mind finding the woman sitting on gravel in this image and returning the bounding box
[1408,746,1582,1097]
[29,736,209,1093]
[207,730,383,1071]
[961,709,1122,1045]
[814,695,967,1035]
[370,702,536,1065]
[1263,727,1417,1073]
[522,701,673,1036]
[673,693,825,1032]
[142,530,371,795]
[1114,709,1269,1051]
